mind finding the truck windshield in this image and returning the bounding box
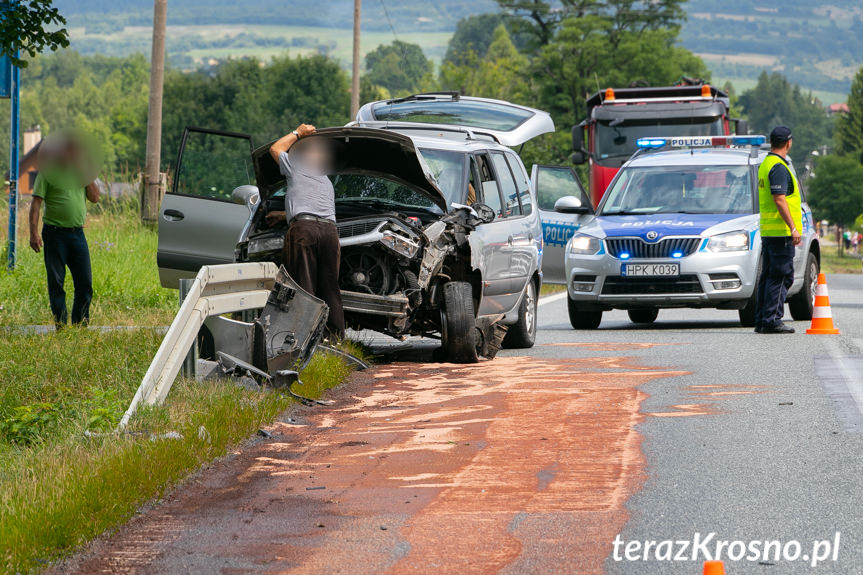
[600,165,753,216]
[596,117,724,163]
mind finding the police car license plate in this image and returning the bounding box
[622,263,679,277]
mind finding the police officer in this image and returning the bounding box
[754,126,801,334]
[266,124,345,339]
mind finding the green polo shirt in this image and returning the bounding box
[32,172,87,228]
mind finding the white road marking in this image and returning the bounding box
[538,291,568,307]
[822,338,863,417]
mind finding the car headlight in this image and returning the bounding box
[569,233,602,255]
[247,236,285,255]
[380,231,420,259]
[707,230,750,252]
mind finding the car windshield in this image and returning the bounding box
[330,174,442,213]
[596,117,724,163]
[372,99,534,131]
[418,148,466,206]
[601,164,753,215]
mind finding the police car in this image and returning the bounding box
[562,135,821,329]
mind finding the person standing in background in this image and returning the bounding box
[29,133,101,328]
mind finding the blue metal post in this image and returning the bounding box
[6,50,19,270]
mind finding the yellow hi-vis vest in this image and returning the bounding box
[758,153,802,237]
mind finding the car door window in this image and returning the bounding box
[533,165,592,212]
[174,129,255,201]
[506,152,532,216]
[490,152,521,217]
[474,154,504,218]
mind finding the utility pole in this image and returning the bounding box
[142,0,168,224]
[350,0,361,119]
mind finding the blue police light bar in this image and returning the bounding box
[636,135,766,149]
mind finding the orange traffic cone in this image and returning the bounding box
[703,560,725,575]
[806,273,840,334]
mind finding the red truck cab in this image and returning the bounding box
[572,84,746,207]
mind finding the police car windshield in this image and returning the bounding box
[600,165,753,216]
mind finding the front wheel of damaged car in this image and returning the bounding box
[567,296,602,329]
[502,280,537,349]
[440,281,479,364]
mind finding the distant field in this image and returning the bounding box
[68,24,453,68]
[713,76,847,106]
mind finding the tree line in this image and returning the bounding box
[1,0,856,229]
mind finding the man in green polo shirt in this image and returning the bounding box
[28,136,101,327]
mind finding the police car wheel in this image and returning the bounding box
[789,252,818,321]
[502,280,537,349]
[568,296,602,329]
[627,309,659,324]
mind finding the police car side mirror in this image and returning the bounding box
[231,185,260,214]
[554,195,590,214]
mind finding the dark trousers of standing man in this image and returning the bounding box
[42,225,93,327]
[282,219,345,339]
[754,236,795,329]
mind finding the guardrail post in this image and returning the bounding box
[179,278,198,379]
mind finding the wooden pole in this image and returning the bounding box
[350,0,362,119]
[142,0,168,224]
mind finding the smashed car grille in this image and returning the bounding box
[605,237,701,259]
[338,220,383,238]
[601,275,703,295]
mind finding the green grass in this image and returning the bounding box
[820,242,862,274]
[0,199,362,573]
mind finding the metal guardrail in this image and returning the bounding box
[117,262,279,431]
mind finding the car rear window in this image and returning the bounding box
[372,100,534,132]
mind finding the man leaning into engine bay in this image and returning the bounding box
[266,124,345,339]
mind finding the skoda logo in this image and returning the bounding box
[646,231,659,241]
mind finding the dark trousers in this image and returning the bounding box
[42,225,93,327]
[282,220,345,338]
[754,236,795,328]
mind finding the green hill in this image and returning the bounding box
[54,0,859,102]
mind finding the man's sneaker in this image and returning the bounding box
[762,322,795,334]
[754,325,763,333]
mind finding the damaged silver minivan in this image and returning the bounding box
[157,95,585,362]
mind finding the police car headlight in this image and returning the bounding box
[247,236,285,255]
[569,233,602,255]
[707,230,750,252]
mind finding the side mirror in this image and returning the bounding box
[570,150,587,165]
[231,185,260,213]
[554,195,590,215]
[470,202,497,224]
[571,124,585,152]
[735,119,750,136]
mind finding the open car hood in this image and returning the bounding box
[355,93,555,148]
[252,127,448,212]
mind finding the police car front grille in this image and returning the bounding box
[605,237,701,259]
[602,275,703,295]
[337,220,383,238]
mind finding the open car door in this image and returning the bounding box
[157,127,256,288]
[531,165,594,284]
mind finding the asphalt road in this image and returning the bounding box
[58,274,863,575]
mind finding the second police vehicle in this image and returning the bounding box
[559,135,821,329]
